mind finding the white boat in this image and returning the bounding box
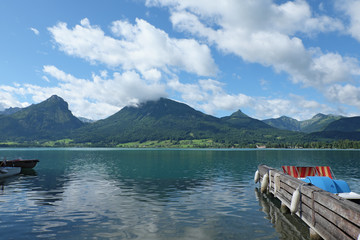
[0,167,21,178]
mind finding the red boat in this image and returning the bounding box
[2,159,39,168]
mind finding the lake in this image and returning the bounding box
[0,148,359,240]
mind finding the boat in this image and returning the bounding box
[2,159,39,168]
[282,166,360,204]
[0,167,21,178]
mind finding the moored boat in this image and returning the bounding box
[282,165,360,203]
[3,159,39,168]
[0,167,21,178]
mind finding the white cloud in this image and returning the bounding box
[167,78,329,120]
[0,88,30,111]
[147,0,360,91]
[252,94,333,120]
[168,78,253,114]
[147,0,343,35]
[339,0,360,42]
[48,18,217,79]
[30,27,39,35]
[4,2,359,121]
[309,52,360,86]
[326,84,360,108]
[2,66,167,120]
[42,76,50,82]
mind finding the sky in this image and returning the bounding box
[1,0,360,121]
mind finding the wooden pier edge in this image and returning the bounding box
[257,165,360,240]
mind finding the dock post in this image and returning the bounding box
[258,165,360,240]
[309,228,322,240]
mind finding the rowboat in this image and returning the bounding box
[0,167,21,178]
[282,166,360,203]
[3,159,39,169]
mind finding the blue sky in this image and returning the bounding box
[1,0,360,120]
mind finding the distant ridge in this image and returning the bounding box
[1,95,360,146]
[310,116,360,140]
[74,98,225,143]
[0,95,83,141]
[73,98,292,145]
[323,116,360,132]
[0,107,22,115]
[221,110,273,129]
[263,116,300,131]
[263,113,343,133]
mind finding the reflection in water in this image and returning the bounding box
[27,162,257,240]
[255,187,310,240]
[0,149,280,240]
[0,169,38,193]
[0,149,359,240]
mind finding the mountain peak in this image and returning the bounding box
[49,95,63,100]
[263,115,300,131]
[1,95,84,140]
[122,97,208,120]
[230,110,249,118]
[223,110,272,129]
[279,116,294,120]
[312,113,326,119]
[32,95,71,114]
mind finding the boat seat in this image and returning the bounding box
[282,166,299,178]
[316,166,333,179]
[282,166,334,179]
[297,167,317,178]
[282,166,317,178]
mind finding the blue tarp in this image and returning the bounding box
[302,176,351,194]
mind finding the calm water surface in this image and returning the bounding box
[0,148,359,240]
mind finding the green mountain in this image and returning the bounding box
[0,95,84,141]
[263,113,343,133]
[74,98,295,145]
[75,98,225,143]
[221,110,273,129]
[308,116,360,141]
[3,95,359,147]
[0,107,22,115]
[263,116,300,131]
[323,116,360,132]
[300,113,343,133]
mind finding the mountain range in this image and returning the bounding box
[1,95,360,147]
[73,97,291,146]
[263,113,344,133]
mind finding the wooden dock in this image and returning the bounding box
[257,165,360,240]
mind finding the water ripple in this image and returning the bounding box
[1,149,359,239]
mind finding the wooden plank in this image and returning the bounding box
[313,192,360,227]
[269,179,353,240]
[312,199,360,239]
[281,175,360,229]
[298,203,353,240]
[261,165,360,222]
[258,165,360,240]
[297,193,358,239]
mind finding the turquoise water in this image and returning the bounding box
[0,148,359,239]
